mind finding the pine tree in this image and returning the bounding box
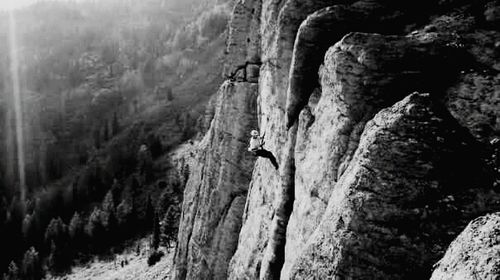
[21,247,43,280]
[151,212,160,251]
[160,204,180,249]
[68,212,85,253]
[86,207,105,252]
[44,217,67,246]
[47,241,58,273]
[101,191,115,226]
[22,214,34,245]
[144,195,154,230]
[101,191,117,243]
[157,183,175,216]
[45,218,70,273]
[116,199,132,227]
[3,261,19,280]
[116,194,138,240]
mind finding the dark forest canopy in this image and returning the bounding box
[0,0,230,192]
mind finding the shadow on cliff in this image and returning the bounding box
[253,149,279,170]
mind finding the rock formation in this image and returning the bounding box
[174,0,500,279]
[431,212,500,280]
[173,81,258,280]
[173,1,262,278]
[287,92,499,279]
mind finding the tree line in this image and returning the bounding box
[1,166,184,279]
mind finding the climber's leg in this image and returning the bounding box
[255,149,279,170]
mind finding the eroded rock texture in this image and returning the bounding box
[431,212,500,280]
[223,0,262,82]
[175,0,500,279]
[289,92,499,279]
[173,81,258,280]
[282,31,466,279]
[173,0,263,279]
[284,2,404,128]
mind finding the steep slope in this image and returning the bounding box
[0,0,232,276]
[49,239,173,280]
[174,0,500,279]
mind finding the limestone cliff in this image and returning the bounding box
[173,81,258,280]
[174,0,500,279]
[173,2,262,278]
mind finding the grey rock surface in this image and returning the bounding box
[173,81,258,280]
[431,212,500,280]
[174,1,500,279]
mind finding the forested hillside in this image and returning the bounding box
[0,0,231,278]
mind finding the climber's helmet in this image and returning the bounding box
[251,130,259,138]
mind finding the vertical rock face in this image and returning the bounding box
[284,2,401,128]
[283,31,462,279]
[173,0,262,279]
[175,0,500,279]
[223,0,262,81]
[288,92,498,279]
[228,2,365,278]
[431,212,500,280]
[173,81,259,280]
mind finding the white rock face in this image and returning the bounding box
[173,81,258,280]
[174,1,500,279]
[431,213,500,280]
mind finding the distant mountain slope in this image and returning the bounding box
[0,0,232,277]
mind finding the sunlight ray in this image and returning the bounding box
[7,8,26,202]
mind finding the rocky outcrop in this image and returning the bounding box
[431,212,500,280]
[288,92,500,279]
[416,13,500,143]
[228,2,370,278]
[282,31,465,279]
[173,0,263,279]
[175,0,500,279]
[173,81,258,280]
[223,0,262,81]
[284,2,402,129]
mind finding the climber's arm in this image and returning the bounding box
[260,133,265,147]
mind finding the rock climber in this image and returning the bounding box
[248,130,279,170]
